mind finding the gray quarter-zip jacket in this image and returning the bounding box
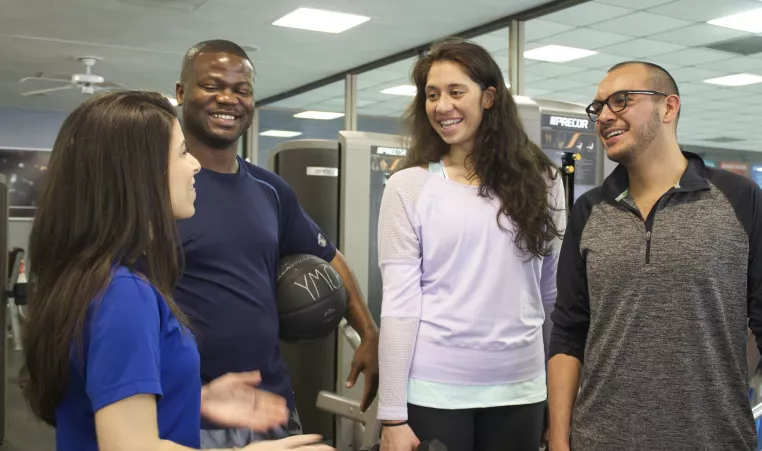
[550,151,762,451]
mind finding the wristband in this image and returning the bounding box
[382,420,408,427]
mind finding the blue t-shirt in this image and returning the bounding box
[174,156,336,426]
[56,266,202,450]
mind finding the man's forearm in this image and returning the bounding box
[548,354,582,448]
[330,251,378,339]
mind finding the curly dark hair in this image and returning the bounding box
[403,37,563,259]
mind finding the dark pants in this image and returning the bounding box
[200,409,302,448]
[407,401,546,451]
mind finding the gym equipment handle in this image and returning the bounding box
[339,318,362,351]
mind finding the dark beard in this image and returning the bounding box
[609,108,661,165]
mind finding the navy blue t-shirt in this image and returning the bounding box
[56,266,202,450]
[174,156,336,426]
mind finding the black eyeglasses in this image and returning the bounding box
[585,90,670,122]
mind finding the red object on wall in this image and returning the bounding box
[719,162,750,177]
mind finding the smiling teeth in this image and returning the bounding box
[606,130,624,139]
[440,119,462,125]
[212,114,235,120]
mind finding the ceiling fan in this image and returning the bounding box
[18,56,127,97]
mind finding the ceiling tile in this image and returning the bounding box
[595,0,672,9]
[650,48,738,66]
[523,88,554,97]
[554,52,634,69]
[695,55,762,72]
[732,82,762,95]
[669,67,727,82]
[529,78,593,92]
[676,81,721,94]
[541,91,597,105]
[471,32,510,53]
[695,88,755,100]
[651,23,750,47]
[560,69,610,84]
[536,28,631,50]
[524,19,577,41]
[688,100,738,113]
[647,0,762,23]
[597,39,687,58]
[359,74,409,90]
[303,102,345,114]
[588,11,695,37]
[540,2,636,27]
[734,102,762,114]
[525,62,588,78]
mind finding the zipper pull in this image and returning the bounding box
[646,231,651,242]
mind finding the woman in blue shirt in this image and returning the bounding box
[19,90,333,451]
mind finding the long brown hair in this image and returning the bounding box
[404,37,562,258]
[19,90,189,426]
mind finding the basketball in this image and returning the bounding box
[276,254,347,343]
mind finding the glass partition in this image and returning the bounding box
[523,0,762,182]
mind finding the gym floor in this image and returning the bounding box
[4,344,55,450]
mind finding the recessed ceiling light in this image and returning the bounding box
[259,130,303,138]
[524,45,597,63]
[293,111,345,120]
[381,85,417,96]
[707,8,762,33]
[704,73,762,86]
[273,8,370,33]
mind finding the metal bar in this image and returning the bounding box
[339,318,361,350]
[753,401,762,419]
[508,20,526,96]
[7,250,23,351]
[245,109,259,164]
[256,0,591,107]
[0,175,9,446]
[316,391,366,423]
[344,74,358,131]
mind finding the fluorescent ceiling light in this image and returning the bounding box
[704,73,762,86]
[381,85,417,96]
[524,45,597,63]
[707,8,762,33]
[293,111,345,120]
[273,8,370,33]
[259,130,302,138]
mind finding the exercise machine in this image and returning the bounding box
[560,151,582,215]
[0,176,10,447]
[318,319,447,451]
[7,247,25,351]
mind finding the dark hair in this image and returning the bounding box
[608,60,680,121]
[181,39,254,82]
[404,37,562,259]
[19,90,189,427]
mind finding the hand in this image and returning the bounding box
[241,434,335,450]
[380,424,420,451]
[200,371,289,432]
[346,332,379,411]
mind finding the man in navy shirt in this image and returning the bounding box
[173,39,380,448]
